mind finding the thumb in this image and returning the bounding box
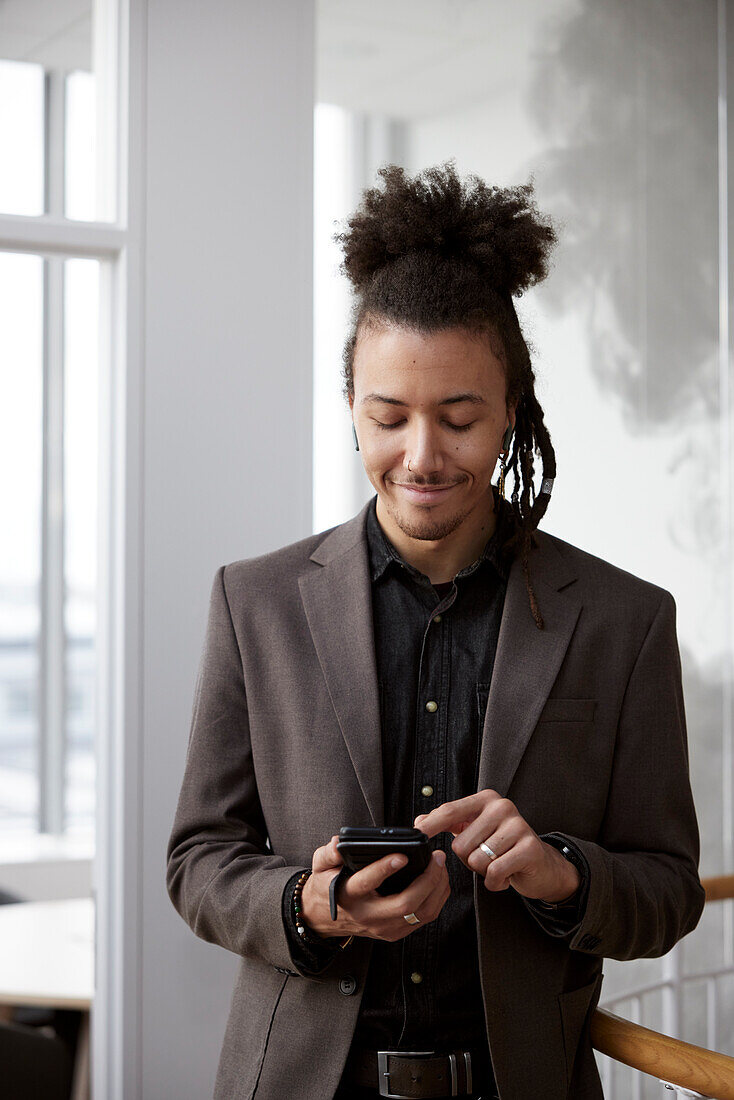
[312,835,343,873]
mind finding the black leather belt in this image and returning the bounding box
[342,1045,492,1098]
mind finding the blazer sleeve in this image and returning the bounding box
[548,589,706,960]
[165,565,337,979]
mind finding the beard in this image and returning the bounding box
[391,507,469,542]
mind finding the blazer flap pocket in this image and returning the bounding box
[558,972,604,1085]
[538,697,596,723]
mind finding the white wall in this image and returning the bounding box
[399,1,732,1085]
[98,2,316,1097]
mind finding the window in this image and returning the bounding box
[0,1,120,843]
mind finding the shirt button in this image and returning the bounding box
[425,700,438,713]
[433,614,442,623]
[410,971,423,984]
[421,785,434,797]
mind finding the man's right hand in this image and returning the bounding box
[300,835,450,942]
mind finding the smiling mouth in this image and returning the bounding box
[395,483,458,502]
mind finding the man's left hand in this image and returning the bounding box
[414,789,580,903]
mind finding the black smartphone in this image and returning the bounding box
[336,826,432,896]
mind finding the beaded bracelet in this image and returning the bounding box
[293,870,354,950]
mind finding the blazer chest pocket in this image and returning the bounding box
[537,697,596,724]
[520,698,603,835]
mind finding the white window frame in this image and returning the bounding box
[0,0,144,1090]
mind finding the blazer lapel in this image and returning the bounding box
[298,500,384,827]
[476,531,582,797]
[299,498,583,826]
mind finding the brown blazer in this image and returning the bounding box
[166,497,705,1100]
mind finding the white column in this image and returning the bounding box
[94,2,315,1096]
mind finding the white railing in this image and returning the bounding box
[591,875,734,1099]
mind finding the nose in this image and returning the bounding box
[403,421,448,478]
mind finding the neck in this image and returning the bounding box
[375,488,500,584]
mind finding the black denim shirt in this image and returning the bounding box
[281,490,590,1059]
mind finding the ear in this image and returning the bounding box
[348,392,354,413]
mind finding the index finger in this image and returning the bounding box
[414,793,491,838]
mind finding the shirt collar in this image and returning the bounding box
[365,488,513,587]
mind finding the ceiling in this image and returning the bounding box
[0,0,561,122]
[0,0,91,71]
[316,0,559,121]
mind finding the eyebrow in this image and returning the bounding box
[361,392,487,407]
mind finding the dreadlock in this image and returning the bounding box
[335,160,558,630]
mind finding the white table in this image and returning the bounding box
[0,897,93,1100]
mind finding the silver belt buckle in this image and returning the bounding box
[377,1049,463,1098]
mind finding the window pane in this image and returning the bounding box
[0,1,116,222]
[0,61,45,216]
[0,254,44,832]
[63,259,99,839]
[65,70,97,223]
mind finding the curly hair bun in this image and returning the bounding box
[335,159,557,299]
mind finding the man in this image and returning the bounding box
[166,325,704,1100]
[166,166,705,1100]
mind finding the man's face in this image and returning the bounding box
[349,323,515,543]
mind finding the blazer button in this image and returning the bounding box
[339,975,357,996]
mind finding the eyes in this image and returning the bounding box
[374,419,476,433]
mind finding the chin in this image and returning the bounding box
[398,513,465,542]
[390,500,467,542]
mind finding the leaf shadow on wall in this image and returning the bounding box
[527,0,720,428]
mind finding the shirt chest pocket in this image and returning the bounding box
[473,682,491,789]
